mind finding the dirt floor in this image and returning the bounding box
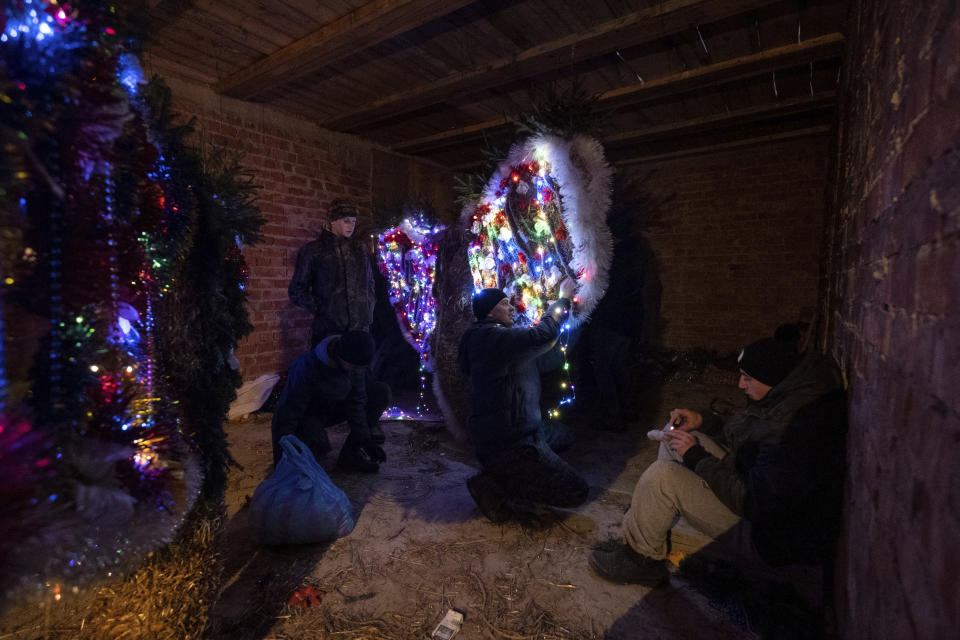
[207,378,819,640]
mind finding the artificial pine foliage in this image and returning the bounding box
[514,82,606,140]
[0,0,262,609]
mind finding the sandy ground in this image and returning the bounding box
[208,380,775,639]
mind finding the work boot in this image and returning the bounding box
[336,445,380,473]
[466,474,511,524]
[589,542,669,587]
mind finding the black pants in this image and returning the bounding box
[479,443,588,509]
[272,376,391,464]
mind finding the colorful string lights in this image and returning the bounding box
[376,217,444,417]
[468,160,575,325]
[467,160,579,414]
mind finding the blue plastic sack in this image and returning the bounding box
[249,435,355,545]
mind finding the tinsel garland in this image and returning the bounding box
[0,0,262,612]
[467,133,613,326]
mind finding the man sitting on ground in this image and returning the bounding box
[271,330,391,473]
[458,287,589,524]
[590,336,845,586]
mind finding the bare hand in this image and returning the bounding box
[556,278,574,301]
[669,409,702,432]
[666,430,697,456]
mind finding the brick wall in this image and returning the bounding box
[158,77,454,381]
[620,136,830,354]
[826,0,960,637]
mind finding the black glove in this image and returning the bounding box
[362,441,386,464]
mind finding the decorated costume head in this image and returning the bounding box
[328,198,359,238]
[737,338,798,401]
[472,288,508,321]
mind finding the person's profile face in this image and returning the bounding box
[331,216,357,238]
[738,371,772,401]
[487,297,515,326]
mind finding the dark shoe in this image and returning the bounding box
[589,543,669,587]
[337,445,380,473]
[370,422,385,445]
[466,474,511,524]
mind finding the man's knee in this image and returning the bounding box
[638,459,692,494]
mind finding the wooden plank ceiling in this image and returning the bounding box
[143,0,847,169]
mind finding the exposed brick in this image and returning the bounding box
[167,83,453,381]
[623,137,829,354]
[828,0,960,637]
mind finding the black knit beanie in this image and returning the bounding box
[331,330,375,366]
[472,288,507,320]
[738,338,798,387]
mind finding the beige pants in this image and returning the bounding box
[621,433,741,560]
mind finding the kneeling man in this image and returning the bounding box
[271,331,391,472]
[458,287,589,524]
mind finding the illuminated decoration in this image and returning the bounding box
[467,134,613,326]
[116,53,145,97]
[381,406,413,420]
[376,216,445,416]
[465,134,613,416]
[0,0,261,608]
[0,286,6,412]
[0,0,89,79]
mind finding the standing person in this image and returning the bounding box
[588,337,845,587]
[289,198,376,346]
[458,286,589,524]
[271,331,390,473]
[288,198,387,443]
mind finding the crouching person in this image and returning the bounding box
[590,337,845,587]
[458,287,589,524]
[271,331,391,473]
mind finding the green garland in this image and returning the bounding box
[0,0,262,607]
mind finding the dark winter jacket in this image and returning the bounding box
[681,350,846,565]
[740,388,848,565]
[289,228,376,340]
[271,336,369,462]
[457,301,570,463]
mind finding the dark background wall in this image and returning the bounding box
[163,79,454,380]
[620,136,830,354]
[826,0,960,637]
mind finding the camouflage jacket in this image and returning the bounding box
[288,229,375,340]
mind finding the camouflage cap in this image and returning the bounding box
[328,198,359,220]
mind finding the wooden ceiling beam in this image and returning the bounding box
[445,94,834,171]
[391,33,844,152]
[391,116,515,152]
[613,125,832,165]
[216,0,476,100]
[604,91,836,145]
[600,32,843,108]
[323,0,785,132]
[146,0,199,33]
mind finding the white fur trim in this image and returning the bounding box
[470,134,613,326]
